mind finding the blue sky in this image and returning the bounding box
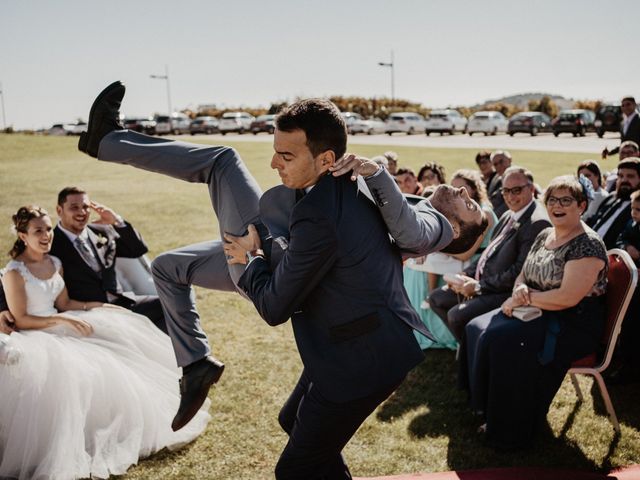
[1,0,638,129]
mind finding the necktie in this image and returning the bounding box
[593,198,622,231]
[475,215,515,280]
[75,237,102,272]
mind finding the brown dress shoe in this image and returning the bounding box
[172,356,225,431]
[78,80,125,158]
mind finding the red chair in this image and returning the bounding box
[568,248,638,433]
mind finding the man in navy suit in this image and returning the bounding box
[602,97,640,159]
[51,186,165,332]
[225,99,486,479]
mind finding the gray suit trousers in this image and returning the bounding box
[98,130,262,366]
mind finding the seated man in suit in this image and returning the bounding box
[587,158,640,249]
[77,81,487,437]
[51,186,166,332]
[429,166,551,342]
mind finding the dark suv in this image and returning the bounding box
[552,109,596,137]
[595,104,622,138]
[507,112,552,136]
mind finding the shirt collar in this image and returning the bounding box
[509,199,535,222]
[58,223,89,243]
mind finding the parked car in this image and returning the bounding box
[48,123,85,136]
[507,112,552,136]
[385,112,427,135]
[218,112,255,135]
[467,111,508,136]
[123,117,156,135]
[250,114,276,134]
[424,109,467,135]
[595,104,622,138]
[340,112,364,134]
[48,124,75,136]
[350,117,386,135]
[154,113,191,135]
[189,116,219,135]
[552,109,596,137]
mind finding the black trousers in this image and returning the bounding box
[276,370,401,480]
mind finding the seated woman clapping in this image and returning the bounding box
[463,175,608,450]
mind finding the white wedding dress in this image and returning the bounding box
[0,256,210,480]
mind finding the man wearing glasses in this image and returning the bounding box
[602,97,640,160]
[429,166,550,342]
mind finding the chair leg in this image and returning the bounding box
[593,372,620,433]
[570,373,584,402]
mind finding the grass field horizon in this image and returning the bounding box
[1,133,638,479]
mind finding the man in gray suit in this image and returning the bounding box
[429,166,550,341]
[77,81,487,431]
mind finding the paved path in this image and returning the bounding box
[186,131,623,155]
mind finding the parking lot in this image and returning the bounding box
[180,131,622,155]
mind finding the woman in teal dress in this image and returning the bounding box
[406,169,497,349]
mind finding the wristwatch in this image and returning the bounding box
[474,282,482,296]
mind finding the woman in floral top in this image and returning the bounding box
[464,175,608,450]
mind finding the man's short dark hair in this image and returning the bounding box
[622,96,636,105]
[475,151,491,164]
[276,99,347,160]
[57,186,87,206]
[618,158,640,176]
[440,210,489,254]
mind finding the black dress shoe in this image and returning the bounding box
[172,356,225,431]
[78,81,125,158]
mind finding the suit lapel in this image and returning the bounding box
[54,225,102,279]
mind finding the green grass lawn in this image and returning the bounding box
[0,134,638,479]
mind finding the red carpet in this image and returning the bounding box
[355,464,640,480]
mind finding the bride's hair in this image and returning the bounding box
[9,205,49,259]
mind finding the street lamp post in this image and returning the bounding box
[378,50,395,105]
[150,65,172,116]
[0,81,6,130]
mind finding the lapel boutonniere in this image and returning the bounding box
[95,234,109,249]
[513,222,521,231]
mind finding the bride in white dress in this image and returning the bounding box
[0,206,210,480]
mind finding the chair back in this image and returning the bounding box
[600,249,638,369]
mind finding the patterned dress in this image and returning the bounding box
[464,227,608,449]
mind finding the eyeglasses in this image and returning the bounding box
[501,184,531,196]
[546,196,576,207]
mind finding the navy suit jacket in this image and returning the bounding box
[464,201,550,294]
[239,174,426,403]
[609,114,640,156]
[51,222,148,303]
[587,195,632,249]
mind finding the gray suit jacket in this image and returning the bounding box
[463,201,550,294]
